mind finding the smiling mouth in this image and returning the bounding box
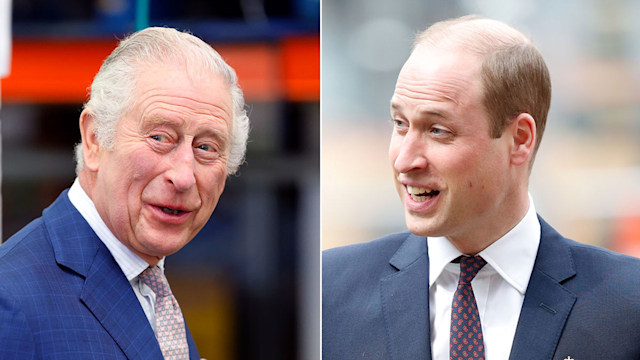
[159,206,185,216]
[406,185,440,202]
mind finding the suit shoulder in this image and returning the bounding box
[0,217,50,265]
[539,216,640,280]
[567,238,640,276]
[0,215,63,296]
[322,232,416,290]
[323,232,412,268]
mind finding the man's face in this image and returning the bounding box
[90,63,232,264]
[389,45,515,244]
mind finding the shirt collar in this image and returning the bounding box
[67,178,153,281]
[428,194,540,294]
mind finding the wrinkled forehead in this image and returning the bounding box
[125,62,233,122]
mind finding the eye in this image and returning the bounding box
[430,126,453,139]
[194,141,222,162]
[147,132,175,153]
[392,118,409,131]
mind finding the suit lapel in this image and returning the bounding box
[509,217,577,360]
[380,234,431,360]
[80,245,163,359]
[44,191,163,359]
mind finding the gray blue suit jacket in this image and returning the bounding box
[323,217,640,359]
[0,190,200,359]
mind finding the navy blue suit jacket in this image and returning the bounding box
[323,217,640,359]
[0,190,200,359]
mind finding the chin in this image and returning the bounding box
[406,221,433,237]
[405,217,450,238]
[141,236,189,257]
[404,212,430,236]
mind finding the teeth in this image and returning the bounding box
[406,185,439,202]
[160,207,182,215]
[406,185,434,195]
[410,194,428,202]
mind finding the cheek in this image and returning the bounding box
[131,151,160,178]
[126,152,166,202]
[102,154,144,195]
[457,146,505,192]
[199,166,227,201]
[440,147,481,183]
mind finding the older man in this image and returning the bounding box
[323,15,640,360]
[0,27,248,359]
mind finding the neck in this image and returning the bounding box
[448,190,530,255]
[77,171,95,199]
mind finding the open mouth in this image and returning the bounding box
[406,185,440,202]
[159,206,184,216]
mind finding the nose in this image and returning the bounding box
[167,143,196,192]
[392,131,428,174]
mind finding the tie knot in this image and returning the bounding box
[458,255,486,284]
[139,266,171,297]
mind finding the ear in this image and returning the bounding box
[79,109,101,172]
[509,113,536,166]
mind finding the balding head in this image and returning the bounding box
[415,15,530,53]
[414,15,551,166]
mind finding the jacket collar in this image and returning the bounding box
[44,189,101,277]
[508,216,577,360]
[382,233,432,359]
[381,216,578,360]
[43,190,165,359]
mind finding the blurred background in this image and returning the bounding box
[1,0,319,359]
[322,0,640,258]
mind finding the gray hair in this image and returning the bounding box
[75,27,249,175]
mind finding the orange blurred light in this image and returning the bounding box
[2,37,320,104]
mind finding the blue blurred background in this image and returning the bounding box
[2,0,319,359]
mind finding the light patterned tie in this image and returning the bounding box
[139,266,189,360]
[450,255,487,360]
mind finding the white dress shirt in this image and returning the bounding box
[428,195,540,360]
[68,178,162,334]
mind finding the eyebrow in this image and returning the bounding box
[390,101,449,120]
[200,127,229,149]
[418,108,447,119]
[143,115,180,128]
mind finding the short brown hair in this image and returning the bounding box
[415,15,551,165]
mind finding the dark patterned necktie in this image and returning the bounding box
[139,266,189,360]
[450,256,487,360]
